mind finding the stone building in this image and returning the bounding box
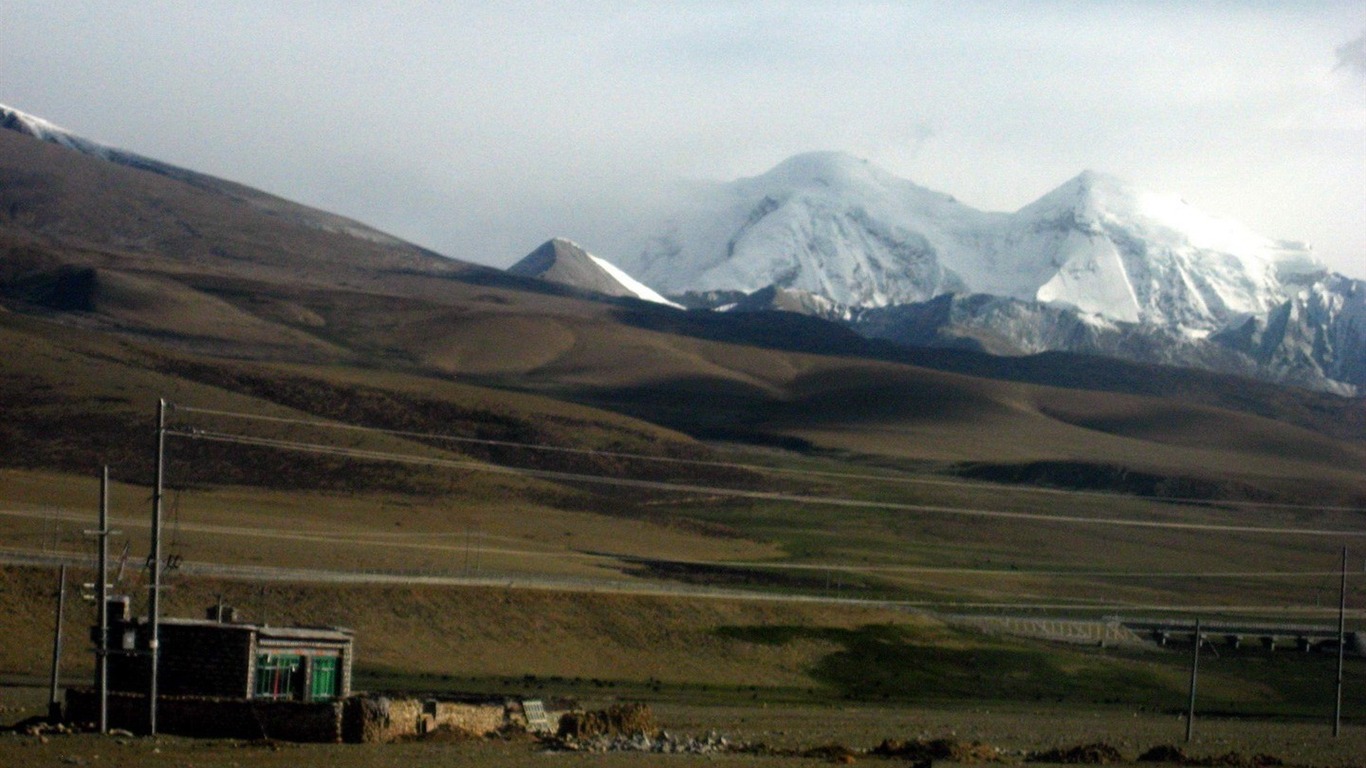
[98,597,354,702]
[68,599,548,742]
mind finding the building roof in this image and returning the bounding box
[131,616,354,643]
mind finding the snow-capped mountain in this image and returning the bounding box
[508,238,680,308]
[605,152,1366,393]
[618,152,989,309]
[997,170,1320,330]
[612,152,1319,334]
[1212,273,1366,393]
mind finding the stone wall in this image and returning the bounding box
[66,689,543,744]
[65,689,343,742]
[341,694,515,742]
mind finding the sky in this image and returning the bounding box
[3,2,1364,277]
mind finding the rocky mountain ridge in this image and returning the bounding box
[598,152,1358,394]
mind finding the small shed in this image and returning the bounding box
[100,598,354,703]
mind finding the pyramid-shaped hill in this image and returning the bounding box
[508,238,678,306]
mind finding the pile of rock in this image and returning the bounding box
[554,729,735,755]
[8,717,79,737]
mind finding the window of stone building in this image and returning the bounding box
[254,654,302,700]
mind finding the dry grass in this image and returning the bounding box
[0,564,937,687]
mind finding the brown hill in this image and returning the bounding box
[1,123,1364,511]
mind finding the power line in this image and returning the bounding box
[170,404,1366,513]
[168,427,1366,538]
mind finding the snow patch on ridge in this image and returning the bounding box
[587,253,682,308]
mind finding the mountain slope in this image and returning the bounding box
[0,102,420,249]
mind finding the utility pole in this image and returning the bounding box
[1186,618,1201,743]
[83,467,115,733]
[148,398,167,736]
[48,564,67,722]
[1334,546,1348,738]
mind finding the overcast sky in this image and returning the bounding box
[4,2,1364,277]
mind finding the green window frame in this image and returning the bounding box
[254,653,301,700]
[310,655,339,701]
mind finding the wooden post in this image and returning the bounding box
[1334,546,1348,737]
[1186,618,1201,743]
[148,398,166,735]
[97,467,110,733]
[48,564,66,721]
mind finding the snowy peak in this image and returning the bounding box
[1012,170,1320,329]
[1022,168,1310,266]
[612,153,1321,335]
[618,153,985,308]
[508,238,680,307]
[746,151,897,192]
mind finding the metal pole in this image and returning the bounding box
[48,564,67,721]
[1334,546,1348,737]
[1186,618,1201,743]
[148,398,166,735]
[98,466,110,734]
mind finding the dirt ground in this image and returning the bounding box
[3,694,1365,768]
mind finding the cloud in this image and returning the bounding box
[1337,31,1366,77]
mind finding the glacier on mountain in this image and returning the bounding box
[607,152,1362,393]
[610,153,1319,337]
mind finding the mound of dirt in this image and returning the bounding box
[1191,753,1284,768]
[872,738,1004,763]
[802,743,860,763]
[1139,745,1190,763]
[1029,742,1126,764]
[1136,745,1286,768]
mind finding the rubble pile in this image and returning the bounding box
[553,729,736,755]
[7,717,80,738]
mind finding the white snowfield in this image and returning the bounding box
[611,152,1320,334]
[586,253,683,308]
